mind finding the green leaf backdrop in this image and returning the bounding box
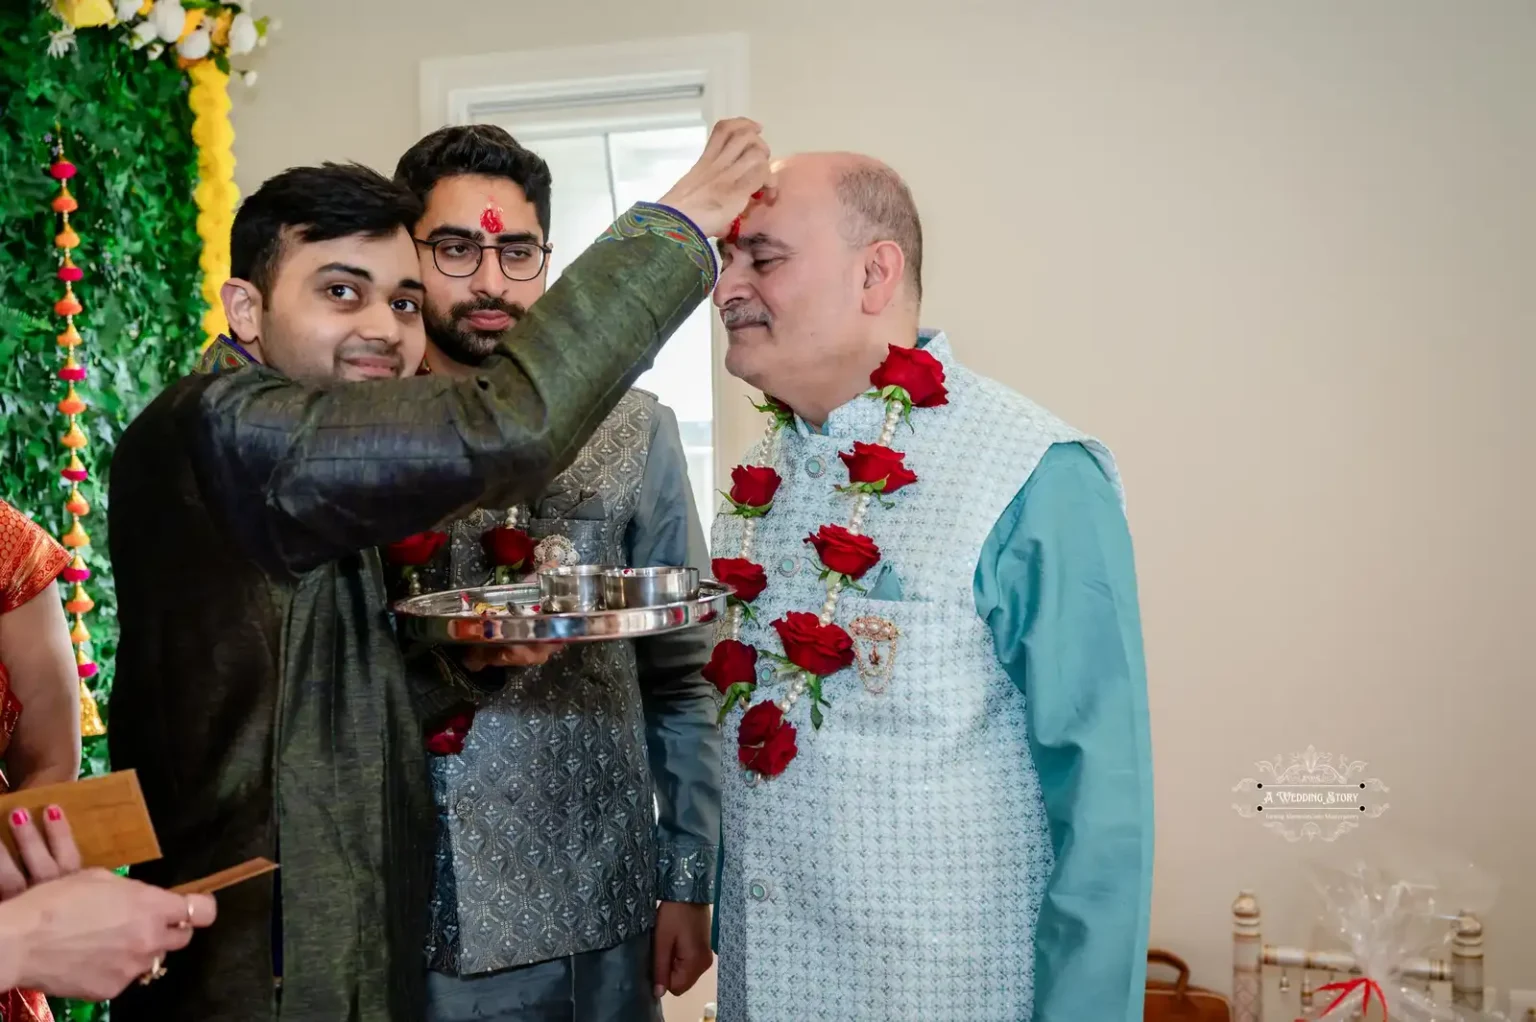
[1,6,205,1018]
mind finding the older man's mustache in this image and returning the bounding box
[721,303,771,330]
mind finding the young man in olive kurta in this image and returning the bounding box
[108,120,767,1021]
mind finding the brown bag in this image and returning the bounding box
[1144,949,1233,1022]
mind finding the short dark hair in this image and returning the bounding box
[835,163,924,302]
[393,125,553,239]
[231,162,423,296]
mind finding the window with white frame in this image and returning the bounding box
[421,37,748,548]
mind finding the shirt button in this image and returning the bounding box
[777,555,798,577]
[805,456,825,478]
[749,880,771,902]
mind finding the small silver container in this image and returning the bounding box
[601,566,699,609]
[539,564,608,612]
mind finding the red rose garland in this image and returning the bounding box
[772,612,855,677]
[722,464,781,516]
[871,345,949,411]
[737,701,798,775]
[483,525,535,583]
[804,525,881,587]
[712,344,947,777]
[711,557,768,624]
[703,638,758,692]
[385,530,448,595]
[425,709,475,757]
[837,442,918,505]
[386,531,447,565]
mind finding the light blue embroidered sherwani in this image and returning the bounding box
[712,331,1153,1022]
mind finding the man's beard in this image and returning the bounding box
[424,296,528,365]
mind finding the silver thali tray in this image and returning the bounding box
[392,580,731,645]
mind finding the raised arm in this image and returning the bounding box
[190,206,711,574]
[189,120,771,575]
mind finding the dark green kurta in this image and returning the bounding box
[106,204,716,1021]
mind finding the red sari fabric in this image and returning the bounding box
[0,500,70,1022]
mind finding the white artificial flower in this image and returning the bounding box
[149,0,186,43]
[227,11,257,55]
[242,70,258,87]
[114,0,140,22]
[131,18,158,47]
[177,24,210,60]
[47,26,78,58]
[146,42,164,59]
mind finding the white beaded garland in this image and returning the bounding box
[721,391,919,727]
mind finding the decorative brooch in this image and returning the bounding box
[534,534,577,571]
[847,615,900,694]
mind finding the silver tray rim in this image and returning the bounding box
[392,579,732,645]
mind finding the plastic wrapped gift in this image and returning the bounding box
[1307,845,1501,1021]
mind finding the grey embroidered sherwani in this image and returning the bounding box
[106,203,716,1022]
[400,391,720,1021]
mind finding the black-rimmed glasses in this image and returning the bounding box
[415,237,552,281]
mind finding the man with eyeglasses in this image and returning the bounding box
[390,125,720,1022]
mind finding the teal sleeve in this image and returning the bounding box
[973,442,1154,1022]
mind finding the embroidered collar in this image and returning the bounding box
[195,334,258,376]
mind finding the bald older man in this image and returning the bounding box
[702,152,1154,1021]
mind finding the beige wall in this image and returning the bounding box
[233,0,1536,1011]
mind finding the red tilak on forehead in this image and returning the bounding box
[723,190,767,245]
[480,201,504,234]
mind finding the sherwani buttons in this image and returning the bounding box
[749,880,771,902]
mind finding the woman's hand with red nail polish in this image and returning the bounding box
[0,805,83,898]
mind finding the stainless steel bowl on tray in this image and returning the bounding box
[601,566,700,609]
[392,576,732,645]
[539,564,607,612]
